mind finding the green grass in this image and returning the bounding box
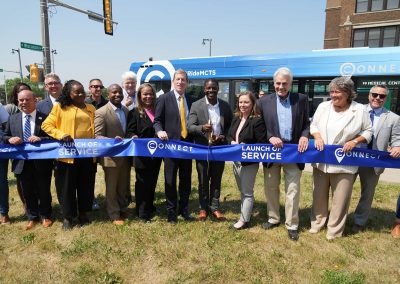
[0,162,399,283]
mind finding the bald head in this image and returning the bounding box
[18,90,36,114]
[108,84,124,107]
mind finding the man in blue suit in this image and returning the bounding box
[154,69,194,224]
[3,90,53,230]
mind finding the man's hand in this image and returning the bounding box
[8,137,23,145]
[27,136,41,143]
[390,146,400,158]
[269,137,283,148]
[298,137,309,153]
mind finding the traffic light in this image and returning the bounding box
[103,0,113,35]
[30,64,39,83]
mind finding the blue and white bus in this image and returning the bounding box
[129,47,400,115]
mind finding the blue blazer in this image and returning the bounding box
[36,97,54,116]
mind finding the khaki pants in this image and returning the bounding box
[263,163,301,230]
[310,167,354,239]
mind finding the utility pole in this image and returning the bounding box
[40,0,52,75]
[202,38,212,56]
[11,48,23,80]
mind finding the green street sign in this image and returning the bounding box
[0,69,3,72]
[20,42,43,52]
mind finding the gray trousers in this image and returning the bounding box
[354,167,381,226]
[233,162,259,222]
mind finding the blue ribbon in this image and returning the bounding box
[0,138,399,169]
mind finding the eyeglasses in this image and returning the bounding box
[370,93,387,99]
[90,85,104,89]
[45,82,60,87]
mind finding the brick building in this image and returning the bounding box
[325,0,400,49]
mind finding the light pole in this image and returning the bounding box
[51,49,57,73]
[11,48,23,81]
[202,38,212,56]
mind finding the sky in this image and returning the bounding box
[0,0,326,88]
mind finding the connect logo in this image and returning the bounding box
[340,62,355,77]
[334,148,345,163]
[136,60,176,96]
[147,140,158,155]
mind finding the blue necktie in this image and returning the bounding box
[368,110,375,149]
[23,115,31,142]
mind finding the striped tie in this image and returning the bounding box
[24,115,31,142]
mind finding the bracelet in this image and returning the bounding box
[352,139,358,145]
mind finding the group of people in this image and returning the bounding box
[0,67,399,241]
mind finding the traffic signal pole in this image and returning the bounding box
[40,0,52,75]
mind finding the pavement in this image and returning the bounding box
[304,164,400,184]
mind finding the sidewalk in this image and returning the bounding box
[304,164,400,184]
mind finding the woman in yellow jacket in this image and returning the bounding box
[42,80,96,230]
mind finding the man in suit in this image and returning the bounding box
[258,67,310,241]
[154,69,194,224]
[86,79,108,109]
[188,79,232,221]
[36,73,62,115]
[353,84,400,233]
[36,73,63,207]
[95,84,130,225]
[3,90,53,230]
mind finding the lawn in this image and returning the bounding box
[0,162,399,283]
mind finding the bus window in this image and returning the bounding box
[234,80,252,97]
[218,81,230,103]
[186,79,204,101]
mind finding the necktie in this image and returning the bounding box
[368,110,375,149]
[370,110,375,126]
[179,96,187,138]
[24,115,31,141]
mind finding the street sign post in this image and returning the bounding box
[20,42,43,52]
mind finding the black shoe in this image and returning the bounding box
[288,229,299,241]
[351,224,365,234]
[179,211,195,222]
[62,219,72,231]
[167,212,177,225]
[262,222,280,230]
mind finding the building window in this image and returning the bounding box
[356,0,400,12]
[353,26,400,47]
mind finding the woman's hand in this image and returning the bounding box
[61,134,73,142]
[314,137,324,151]
[343,140,357,153]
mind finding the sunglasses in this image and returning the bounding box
[90,85,104,89]
[370,93,387,99]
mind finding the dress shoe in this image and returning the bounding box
[198,210,207,221]
[112,219,125,226]
[25,220,38,230]
[0,214,10,225]
[42,218,53,228]
[212,210,226,221]
[288,229,299,241]
[179,211,195,221]
[351,224,365,234]
[62,219,73,231]
[231,221,249,230]
[120,211,129,219]
[167,213,177,225]
[262,222,280,230]
[92,199,100,211]
[391,223,400,238]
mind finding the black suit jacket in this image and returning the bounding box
[227,115,266,166]
[126,108,161,169]
[188,97,233,146]
[3,111,53,174]
[259,92,310,169]
[154,91,193,141]
[36,97,54,116]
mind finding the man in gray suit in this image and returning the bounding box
[188,79,232,221]
[95,84,130,225]
[353,84,400,233]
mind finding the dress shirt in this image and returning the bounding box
[366,105,383,136]
[173,90,189,121]
[276,93,292,141]
[109,102,127,132]
[122,89,136,111]
[205,97,221,136]
[49,95,57,105]
[22,110,37,137]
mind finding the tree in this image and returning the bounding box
[3,77,45,104]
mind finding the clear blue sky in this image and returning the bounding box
[1,0,326,87]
